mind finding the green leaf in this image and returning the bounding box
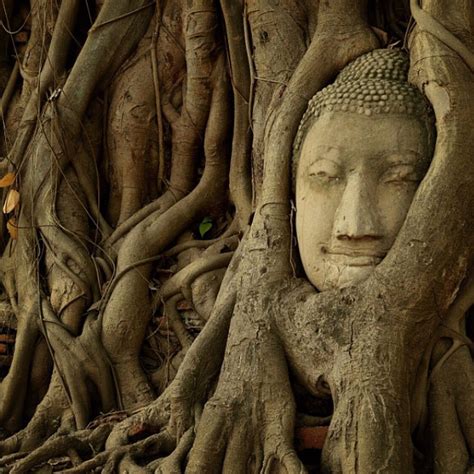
[199,217,213,238]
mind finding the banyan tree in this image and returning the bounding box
[0,0,472,472]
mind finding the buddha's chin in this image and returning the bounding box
[309,261,377,292]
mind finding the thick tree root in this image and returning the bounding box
[60,431,174,474]
[429,345,474,472]
[0,1,473,473]
[150,428,195,473]
[0,375,72,457]
[6,424,112,474]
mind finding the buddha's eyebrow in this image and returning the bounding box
[307,146,342,164]
[309,145,339,153]
[308,156,342,169]
[384,150,426,164]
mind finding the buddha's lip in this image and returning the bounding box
[322,246,387,266]
[328,254,383,266]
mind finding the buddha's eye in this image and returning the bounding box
[309,170,340,182]
[308,159,342,184]
[382,164,420,184]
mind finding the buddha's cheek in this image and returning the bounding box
[295,187,340,289]
[377,185,418,244]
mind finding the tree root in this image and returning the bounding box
[44,269,299,473]
[0,1,472,473]
[99,49,232,408]
[183,281,305,474]
[0,374,71,456]
[0,317,39,431]
[429,345,474,472]
[220,0,253,229]
[6,423,113,474]
[105,18,160,226]
[37,310,117,429]
[158,252,234,304]
[150,428,194,473]
[410,0,474,72]
[164,295,194,351]
[8,0,81,170]
[63,430,174,474]
[104,0,216,248]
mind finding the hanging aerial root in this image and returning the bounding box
[9,0,82,170]
[0,0,156,440]
[105,0,218,247]
[220,0,253,229]
[105,19,160,226]
[99,49,232,409]
[0,60,19,120]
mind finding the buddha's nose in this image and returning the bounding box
[333,175,383,241]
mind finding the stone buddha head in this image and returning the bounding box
[293,49,435,291]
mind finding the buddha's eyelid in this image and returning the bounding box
[308,156,342,169]
[383,162,421,181]
[385,151,423,165]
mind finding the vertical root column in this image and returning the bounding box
[324,344,413,473]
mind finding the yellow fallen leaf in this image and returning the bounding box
[7,217,17,240]
[3,189,20,214]
[0,172,15,187]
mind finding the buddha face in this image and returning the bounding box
[295,112,431,291]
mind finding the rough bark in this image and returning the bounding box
[0,0,471,472]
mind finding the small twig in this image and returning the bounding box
[0,10,32,36]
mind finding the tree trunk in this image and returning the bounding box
[0,0,472,472]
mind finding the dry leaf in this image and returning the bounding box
[371,26,389,46]
[14,32,28,44]
[7,217,18,240]
[0,172,15,188]
[177,301,193,311]
[3,189,20,214]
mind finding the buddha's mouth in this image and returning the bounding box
[321,246,387,267]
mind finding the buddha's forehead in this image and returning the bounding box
[300,111,430,165]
